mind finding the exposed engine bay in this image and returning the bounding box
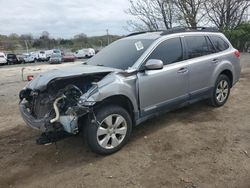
[19,73,109,136]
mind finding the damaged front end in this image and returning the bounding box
[19,71,109,137]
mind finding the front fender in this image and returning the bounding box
[82,73,139,113]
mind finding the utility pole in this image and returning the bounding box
[106,29,110,45]
[24,40,29,53]
[98,40,103,48]
[248,6,250,21]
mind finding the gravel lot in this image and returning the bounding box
[0,55,249,188]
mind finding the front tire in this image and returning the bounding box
[85,105,132,155]
[208,74,231,107]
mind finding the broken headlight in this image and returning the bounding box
[78,84,98,106]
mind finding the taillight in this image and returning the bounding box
[234,50,240,58]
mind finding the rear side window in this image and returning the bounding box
[147,38,183,65]
[209,36,229,52]
[185,36,213,59]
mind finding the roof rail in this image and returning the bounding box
[160,27,219,35]
[126,30,163,37]
[126,31,148,37]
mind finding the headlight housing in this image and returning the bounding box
[78,84,98,106]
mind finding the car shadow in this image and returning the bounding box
[131,100,217,138]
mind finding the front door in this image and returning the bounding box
[137,37,189,116]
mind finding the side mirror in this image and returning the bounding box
[144,59,164,70]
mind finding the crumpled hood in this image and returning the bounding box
[26,64,123,91]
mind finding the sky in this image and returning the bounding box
[0,0,133,38]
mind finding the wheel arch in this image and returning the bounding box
[219,69,233,87]
[94,95,136,125]
[211,61,234,88]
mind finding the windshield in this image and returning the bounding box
[53,50,61,54]
[51,54,61,58]
[87,39,154,70]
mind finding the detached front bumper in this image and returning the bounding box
[19,101,47,131]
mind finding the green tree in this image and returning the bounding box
[222,22,250,52]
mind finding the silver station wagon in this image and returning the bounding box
[19,27,241,155]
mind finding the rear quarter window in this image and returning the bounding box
[209,36,229,52]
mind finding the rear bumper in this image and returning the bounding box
[233,61,241,86]
[19,101,47,131]
[49,60,61,64]
[63,58,75,62]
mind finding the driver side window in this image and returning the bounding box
[147,38,183,65]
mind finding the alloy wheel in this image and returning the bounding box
[97,114,127,149]
[216,80,229,103]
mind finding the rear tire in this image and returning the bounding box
[207,74,231,107]
[85,105,132,155]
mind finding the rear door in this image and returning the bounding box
[183,35,216,99]
[137,37,189,116]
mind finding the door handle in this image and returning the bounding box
[212,59,219,64]
[177,67,188,74]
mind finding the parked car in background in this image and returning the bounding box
[49,53,62,64]
[0,52,7,65]
[7,54,19,65]
[30,52,39,62]
[45,50,53,60]
[44,49,62,61]
[62,52,76,62]
[74,48,95,59]
[16,54,25,64]
[38,51,47,62]
[23,53,36,63]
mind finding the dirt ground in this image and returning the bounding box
[0,55,249,188]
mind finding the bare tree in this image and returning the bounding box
[126,0,250,31]
[126,0,176,31]
[174,0,206,27]
[126,0,207,31]
[156,0,176,29]
[204,0,250,29]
